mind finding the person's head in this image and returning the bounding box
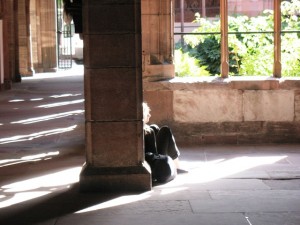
[143,102,151,125]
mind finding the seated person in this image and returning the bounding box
[143,102,187,183]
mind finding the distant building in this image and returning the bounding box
[175,0,274,23]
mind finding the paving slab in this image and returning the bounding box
[56,213,250,225]
[263,179,300,190]
[190,189,300,213]
[246,212,300,225]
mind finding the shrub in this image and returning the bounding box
[175,0,300,77]
[174,49,210,77]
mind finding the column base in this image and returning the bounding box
[143,64,175,81]
[80,162,152,192]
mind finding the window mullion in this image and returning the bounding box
[220,0,229,78]
[274,0,281,78]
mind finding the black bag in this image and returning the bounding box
[145,152,177,183]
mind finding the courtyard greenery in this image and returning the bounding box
[175,0,300,77]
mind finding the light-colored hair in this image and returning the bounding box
[142,102,150,121]
[143,102,152,133]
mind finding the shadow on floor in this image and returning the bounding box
[0,152,144,225]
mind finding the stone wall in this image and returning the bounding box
[144,77,300,145]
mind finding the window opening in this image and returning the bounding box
[227,0,274,76]
[174,0,221,77]
[174,0,300,78]
[280,0,300,77]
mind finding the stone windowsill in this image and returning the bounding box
[143,76,300,91]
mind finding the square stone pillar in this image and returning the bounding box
[17,0,34,76]
[80,0,151,192]
[39,0,57,72]
[141,0,175,81]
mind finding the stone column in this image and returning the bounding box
[39,0,57,72]
[29,0,40,72]
[17,0,34,76]
[0,0,4,88]
[80,0,151,192]
[141,0,175,81]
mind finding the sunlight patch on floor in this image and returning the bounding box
[0,167,81,208]
[11,110,84,124]
[0,151,59,167]
[163,155,287,187]
[0,125,77,144]
[76,192,153,214]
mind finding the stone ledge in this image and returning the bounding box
[143,64,175,82]
[144,76,300,91]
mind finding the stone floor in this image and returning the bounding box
[1,67,300,225]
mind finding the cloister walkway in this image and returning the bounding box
[0,67,300,225]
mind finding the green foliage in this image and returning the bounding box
[281,33,300,76]
[184,36,220,75]
[281,0,300,76]
[175,0,300,77]
[175,49,210,77]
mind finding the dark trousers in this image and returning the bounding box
[144,125,180,160]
